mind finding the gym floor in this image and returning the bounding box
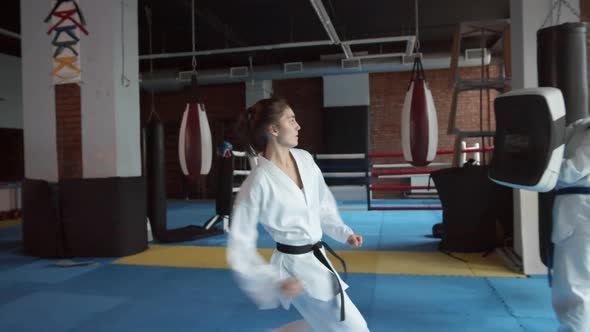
[0,200,556,332]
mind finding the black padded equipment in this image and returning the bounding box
[431,165,512,252]
[59,176,148,257]
[22,179,65,258]
[432,222,443,239]
[22,177,148,258]
[490,91,565,189]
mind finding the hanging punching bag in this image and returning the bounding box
[538,22,589,125]
[401,56,438,166]
[145,119,167,237]
[537,22,589,267]
[145,117,224,242]
[179,74,213,181]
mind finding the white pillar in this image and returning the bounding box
[323,73,370,107]
[20,0,141,180]
[80,0,141,178]
[20,0,59,182]
[510,0,580,275]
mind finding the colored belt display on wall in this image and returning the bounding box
[45,0,88,84]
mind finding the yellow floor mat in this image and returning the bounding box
[114,245,525,278]
[0,219,21,228]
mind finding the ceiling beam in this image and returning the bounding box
[308,0,352,59]
[176,0,248,47]
[0,27,20,40]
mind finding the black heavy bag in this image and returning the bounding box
[538,22,589,125]
[144,120,223,242]
[431,165,504,252]
[537,22,589,267]
[145,120,168,236]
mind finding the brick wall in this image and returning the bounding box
[55,84,82,179]
[370,65,501,157]
[369,65,501,197]
[139,65,503,199]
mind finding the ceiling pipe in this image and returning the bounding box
[139,40,334,60]
[354,53,410,60]
[343,35,417,59]
[308,0,352,59]
[139,52,496,92]
[139,35,417,61]
[0,28,20,40]
[342,36,415,45]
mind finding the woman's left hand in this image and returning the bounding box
[347,234,363,248]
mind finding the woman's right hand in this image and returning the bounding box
[280,278,303,297]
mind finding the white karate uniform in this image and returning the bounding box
[227,148,369,332]
[552,117,590,332]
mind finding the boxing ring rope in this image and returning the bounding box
[316,145,493,211]
[372,162,450,169]
[366,146,494,159]
[315,153,367,159]
[370,185,435,191]
[371,169,434,177]
[370,206,443,211]
[225,145,493,212]
[230,151,257,193]
[231,151,248,157]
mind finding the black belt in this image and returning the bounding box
[276,241,347,321]
[555,187,590,195]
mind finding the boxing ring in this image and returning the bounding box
[315,145,493,211]
[226,145,493,213]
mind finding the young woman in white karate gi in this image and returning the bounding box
[552,117,590,332]
[227,98,370,332]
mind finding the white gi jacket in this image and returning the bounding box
[227,148,354,310]
[552,117,590,243]
[551,117,590,332]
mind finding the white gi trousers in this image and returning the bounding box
[552,191,590,332]
[271,291,369,332]
[552,231,590,332]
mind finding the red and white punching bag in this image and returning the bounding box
[179,75,212,181]
[401,56,438,166]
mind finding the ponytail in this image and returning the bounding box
[238,98,289,155]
